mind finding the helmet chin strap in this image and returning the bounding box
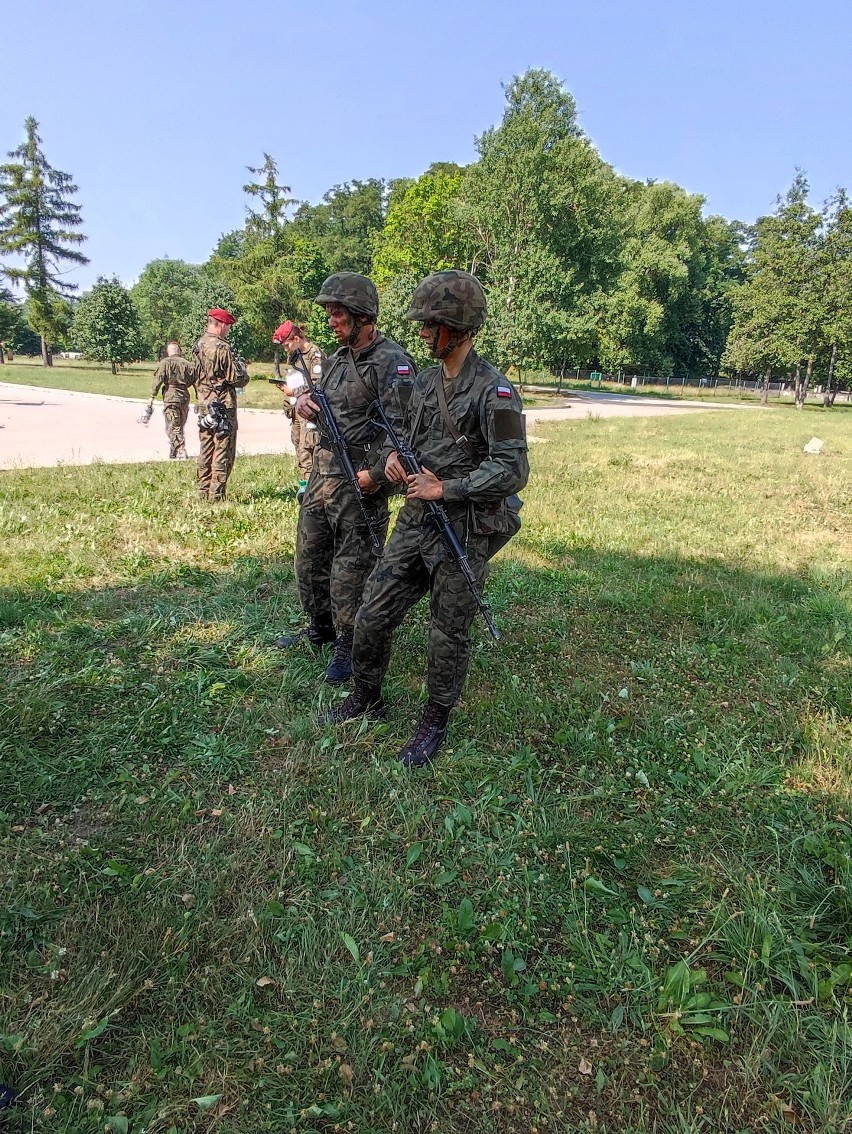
[430,325,470,359]
[347,313,371,348]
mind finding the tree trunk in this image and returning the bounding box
[273,347,281,379]
[40,335,53,367]
[794,356,813,410]
[0,342,5,364]
[761,368,771,405]
[823,343,838,407]
[111,361,117,375]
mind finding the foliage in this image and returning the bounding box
[601,183,743,376]
[0,409,849,1132]
[130,258,201,356]
[243,153,297,239]
[459,70,623,373]
[291,178,386,275]
[0,116,88,364]
[373,165,472,288]
[179,278,252,359]
[71,277,145,372]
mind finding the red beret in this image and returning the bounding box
[272,320,295,343]
[207,307,235,325]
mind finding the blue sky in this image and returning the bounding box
[3,0,851,292]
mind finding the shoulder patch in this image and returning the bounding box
[493,406,525,442]
[496,384,513,398]
[397,364,411,376]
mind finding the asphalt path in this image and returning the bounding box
[0,384,755,471]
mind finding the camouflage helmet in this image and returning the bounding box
[314,272,379,321]
[406,270,487,332]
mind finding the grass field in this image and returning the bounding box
[1,408,850,1134]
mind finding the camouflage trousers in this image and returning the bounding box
[295,471,389,632]
[290,415,318,480]
[352,513,490,707]
[164,402,189,458]
[197,410,237,502]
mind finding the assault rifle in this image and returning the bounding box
[290,349,384,556]
[368,398,500,641]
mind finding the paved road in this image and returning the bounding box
[0,383,754,471]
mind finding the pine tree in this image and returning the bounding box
[0,116,88,366]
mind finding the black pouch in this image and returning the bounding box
[471,494,523,558]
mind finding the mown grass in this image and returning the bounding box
[1,409,850,1134]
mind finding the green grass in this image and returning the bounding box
[0,358,289,410]
[1,410,850,1133]
[0,358,570,413]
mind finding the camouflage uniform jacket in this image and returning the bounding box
[289,339,325,386]
[282,339,325,409]
[392,348,529,530]
[150,356,196,406]
[193,332,249,411]
[312,333,416,486]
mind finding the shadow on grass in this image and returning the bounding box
[0,545,850,1133]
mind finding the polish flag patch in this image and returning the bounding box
[397,364,411,375]
[496,385,513,397]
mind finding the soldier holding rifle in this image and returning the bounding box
[270,320,325,502]
[326,271,529,768]
[275,272,416,685]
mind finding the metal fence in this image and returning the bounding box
[530,368,852,400]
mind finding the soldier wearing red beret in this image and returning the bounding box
[271,321,325,502]
[192,308,249,501]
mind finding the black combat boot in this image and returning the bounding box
[325,627,354,684]
[275,618,335,649]
[397,701,452,768]
[322,680,386,725]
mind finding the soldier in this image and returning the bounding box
[147,340,196,459]
[271,320,324,503]
[275,272,416,685]
[193,308,249,502]
[326,271,529,767]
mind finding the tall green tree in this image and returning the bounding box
[0,117,88,366]
[818,190,852,405]
[131,258,201,356]
[460,69,622,374]
[600,181,742,377]
[373,164,471,288]
[723,175,822,408]
[243,153,297,239]
[291,179,386,275]
[71,277,145,374]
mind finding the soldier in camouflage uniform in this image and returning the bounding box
[193,308,250,502]
[275,272,416,685]
[271,321,324,502]
[327,271,529,767]
[148,341,196,459]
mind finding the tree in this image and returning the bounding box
[291,179,386,274]
[818,191,852,405]
[459,69,622,373]
[722,176,822,408]
[72,277,145,373]
[0,116,88,366]
[243,153,297,239]
[600,182,742,377]
[373,165,472,288]
[131,258,201,356]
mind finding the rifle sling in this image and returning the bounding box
[435,366,478,461]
